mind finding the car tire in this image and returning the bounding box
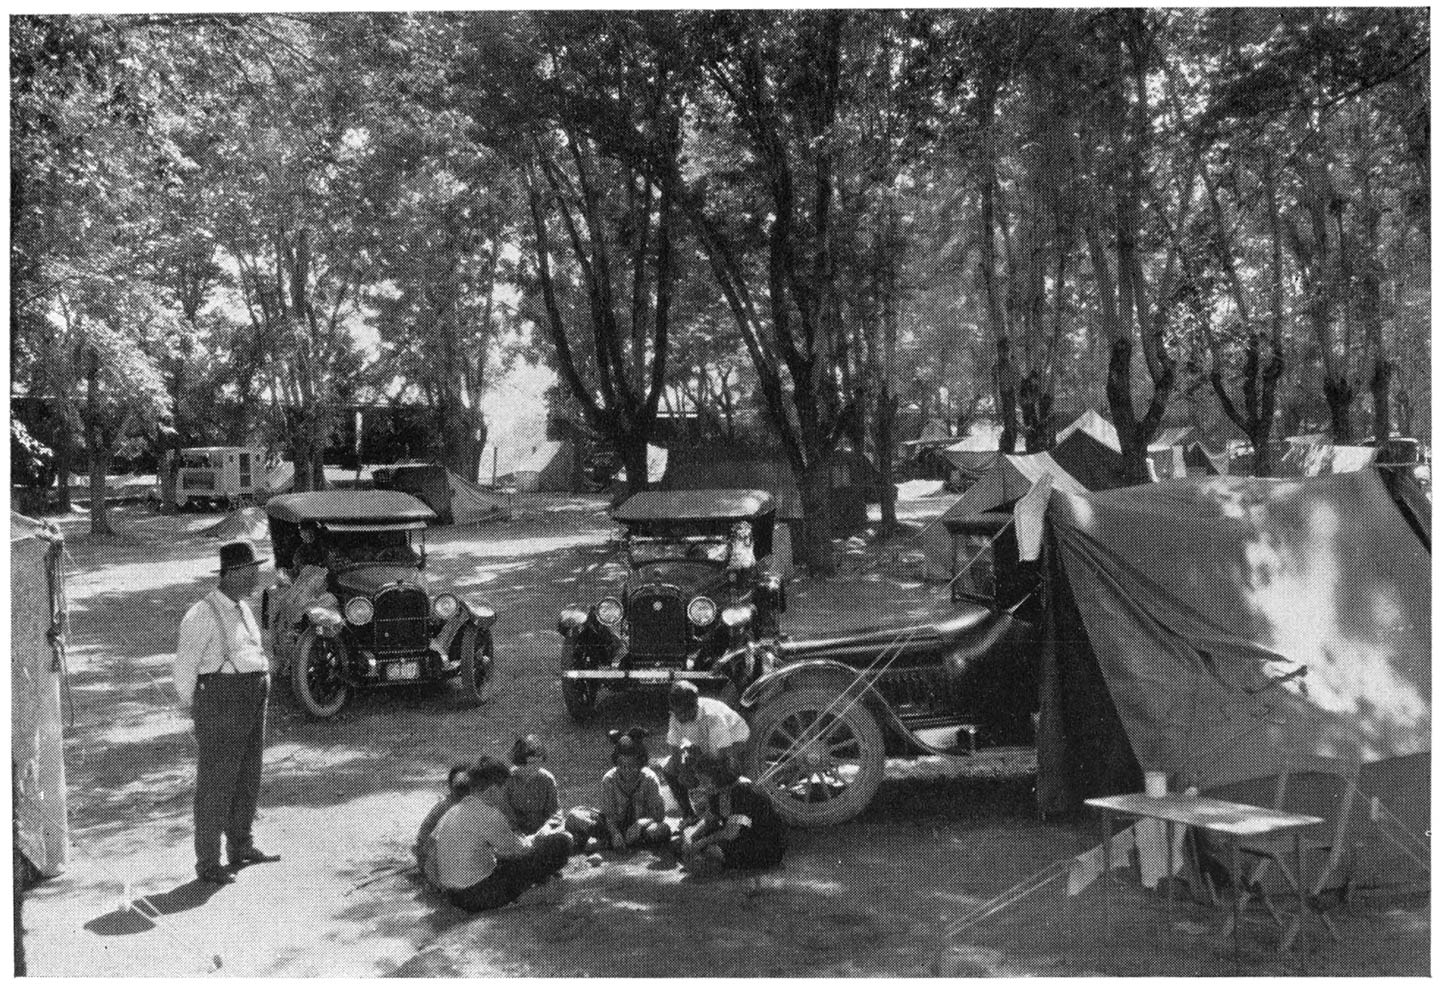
[560,635,600,721]
[457,624,494,706]
[747,685,885,828]
[291,627,351,719]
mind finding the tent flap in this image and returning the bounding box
[1046,471,1430,797]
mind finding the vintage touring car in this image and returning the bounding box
[262,490,496,718]
[740,510,1041,827]
[557,489,787,720]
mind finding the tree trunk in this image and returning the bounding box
[874,384,898,537]
[796,458,835,576]
[618,432,650,495]
[1323,374,1355,444]
[54,425,73,513]
[1018,370,1055,452]
[1105,339,1156,485]
[1370,357,1393,443]
[995,337,1020,454]
[84,350,114,536]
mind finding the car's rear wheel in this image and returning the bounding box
[456,624,493,706]
[560,635,600,721]
[291,627,351,719]
[748,686,885,827]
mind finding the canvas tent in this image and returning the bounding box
[922,435,1133,581]
[1147,426,1198,480]
[372,462,510,525]
[1273,441,1379,478]
[939,423,1023,488]
[1037,470,1430,885]
[507,440,583,493]
[1054,408,1122,451]
[11,514,68,878]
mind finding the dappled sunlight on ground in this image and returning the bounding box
[22,499,1428,978]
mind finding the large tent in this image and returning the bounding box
[373,462,510,525]
[1038,470,1430,885]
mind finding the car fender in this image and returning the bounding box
[738,659,914,742]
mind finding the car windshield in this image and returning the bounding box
[324,529,418,567]
[628,536,730,565]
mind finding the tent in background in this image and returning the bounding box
[1054,409,1122,451]
[507,440,583,493]
[373,462,510,524]
[923,434,1133,581]
[939,422,1023,489]
[1039,471,1430,886]
[1273,441,1379,478]
[1147,426,1198,480]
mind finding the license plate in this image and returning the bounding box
[390,661,419,681]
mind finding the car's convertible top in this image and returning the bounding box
[612,488,775,523]
[265,490,438,525]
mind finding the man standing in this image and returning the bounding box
[174,540,280,885]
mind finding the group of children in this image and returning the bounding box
[414,682,787,913]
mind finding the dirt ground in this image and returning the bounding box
[20,490,1429,977]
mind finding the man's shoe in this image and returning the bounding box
[197,864,236,885]
[228,847,281,867]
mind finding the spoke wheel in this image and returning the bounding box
[456,624,494,706]
[291,627,351,719]
[748,685,885,827]
[560,635,600,721]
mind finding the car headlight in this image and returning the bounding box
[596,597,624,625]
[721,603,755,628]
[344,597,374,626]
[433,593,459,620]
[687,596,717,627]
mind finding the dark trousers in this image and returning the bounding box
[447,831,571,912]
[193,672,269,869]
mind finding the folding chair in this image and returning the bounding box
[1219,762,1362,950]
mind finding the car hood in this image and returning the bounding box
[630,560,728,598]
[334,565,428,598]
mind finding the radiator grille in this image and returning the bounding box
[368,585,429,653]
[627,587,687,658]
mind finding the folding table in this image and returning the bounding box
[1085,792,1324,972]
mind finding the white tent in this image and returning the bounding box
[1054,409,1122,452]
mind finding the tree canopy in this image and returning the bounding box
[11,10,1429,564]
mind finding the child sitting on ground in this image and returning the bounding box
[426,758,572,912]
[414,762,471,875]
[680,750,785,875]
[501,735,566,838]
[567,728,672,852]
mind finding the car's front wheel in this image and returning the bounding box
[456,623,494,706]
[291,627,351,719]
[747,685,886,827]
[560,635,600,721]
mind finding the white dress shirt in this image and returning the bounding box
[173,589,269,708]
[668,696,751,752]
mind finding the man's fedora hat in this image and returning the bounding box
[218,540,268,573]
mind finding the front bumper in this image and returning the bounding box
[561,668,729,684]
